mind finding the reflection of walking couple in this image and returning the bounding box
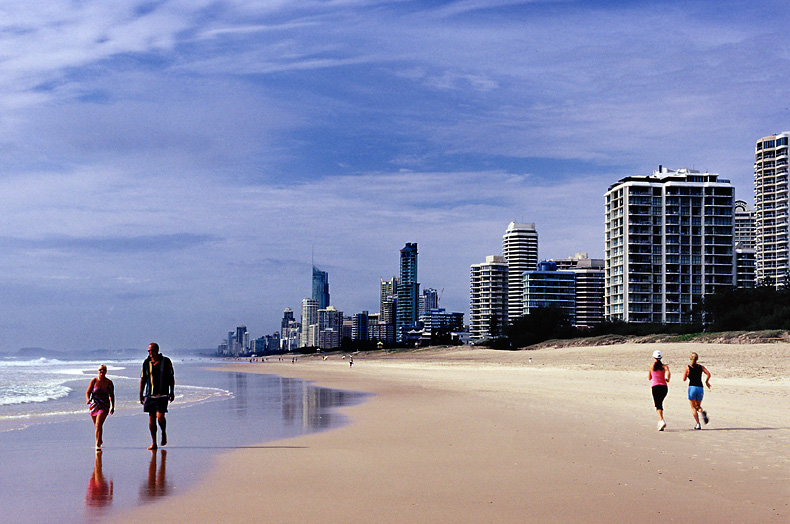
[85,447,170,509]
[85,452,113,508]
[141,449,170,499]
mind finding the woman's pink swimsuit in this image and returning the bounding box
[89,385,111,416]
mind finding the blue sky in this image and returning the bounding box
[1,0,788,351]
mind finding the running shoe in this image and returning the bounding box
[701,411,709,424]
[658,420,666,431]
[694,423,701,430]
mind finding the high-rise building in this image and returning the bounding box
[419,288,439,315]
[754,132,790,287]
[352,311,370,341]
[281,308,295,337]
[734,200,756,249]
[503,222,538,324]
[735,247,756,289]
[734,200,756,289]
[380,276,398,324]
[318,329,340,351]
[470,255,508,341]
[397,243,419,343]
[252,336,267,354]
[300,298,319,347]
[419,308,464,333]
[605,167,734,323]
[234,325,248,356]
[280,308,300,351]
[307,324,319,348]
[522,260,576,324]
[318,306,343,350]
[265,332,280,352]
[312,266,330,309]
[551,253,605,328]
[369,323,395,345]
[342,317,353,341]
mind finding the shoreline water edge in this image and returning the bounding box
[105,343,788,524]
[0,357,368,524]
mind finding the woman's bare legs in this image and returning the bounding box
[689,399,701,426]
[93,411,108,449]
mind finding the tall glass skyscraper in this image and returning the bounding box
[397,243,419,343]
[312,266,330,310]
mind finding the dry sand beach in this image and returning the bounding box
[107,343,789,523]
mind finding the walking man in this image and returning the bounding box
[140,343,175,450]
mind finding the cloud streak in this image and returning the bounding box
[0,233,218,254]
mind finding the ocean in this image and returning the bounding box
[0,355,368,524]
[0,355,231,431]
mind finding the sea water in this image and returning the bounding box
[0,357,369,524]
[0,355,230,431]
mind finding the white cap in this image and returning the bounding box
[653,350,662,359]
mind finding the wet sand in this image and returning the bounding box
[0,364,363,524]
[106,343,790,523]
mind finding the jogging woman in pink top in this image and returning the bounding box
[648,350,670,431]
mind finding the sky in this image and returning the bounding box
[1,0,788,352]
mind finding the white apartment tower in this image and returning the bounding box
[605,167,734,324]
[470,255,508,340]
[502,222,538,324]
[754,132,790,287]
[300,298,318,347]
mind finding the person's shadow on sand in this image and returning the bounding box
[140,449,170,500]
[85,451,113,510]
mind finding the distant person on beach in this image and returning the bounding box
[648,350,670,431]
[682,352,711,430]
[86,364,115,451]
[139,343,175,450]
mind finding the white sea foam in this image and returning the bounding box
[0,358,232,428]
[0,384,73,406]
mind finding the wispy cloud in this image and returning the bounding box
[0,233,219,254]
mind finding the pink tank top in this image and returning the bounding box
[651,370,667,386]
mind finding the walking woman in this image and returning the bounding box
[682,352,711,429]
[648,350,670,431]
[86,365,115,451]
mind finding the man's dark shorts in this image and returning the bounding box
[143,396,169,414]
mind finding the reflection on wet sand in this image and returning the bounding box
[278,375,360,430]
[141,449,170,500]
[85,451,113,509]
[228,372,365,431]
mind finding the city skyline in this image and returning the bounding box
[0,1,788,351]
